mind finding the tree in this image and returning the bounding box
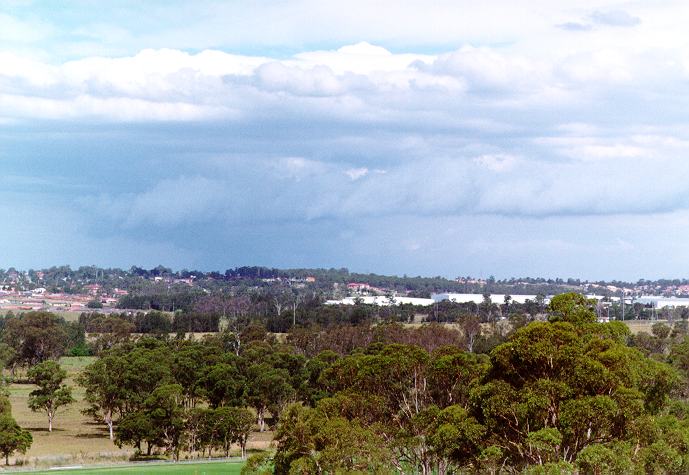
[0,414,31,465]
[78,354,127,440]
[241,452,273,475]
[246,364,294,431]
[212,406,255,458]
[170,341,222,408]
[548,293,596,324]
[575,443,631,475]
[86,299,103,309]
[652,322,672,340]
[3,312,67,367]
[0,344,16,379]
[146,384,187,460]
[115,410,156,455]
[231,407,255,459]
[201,362,246,409]
[116,339,173,414]
[425,404,486,473]
[27,361,74,432]
[118,384,186,459]
[458,315,481,352]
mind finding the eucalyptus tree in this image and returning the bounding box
[27,361,74,432]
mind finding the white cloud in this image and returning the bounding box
[3,30,689,125]
[590,9,641,27]
[345,168,369,180]
[473,154,519,172]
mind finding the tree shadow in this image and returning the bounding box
[75,433,107,439]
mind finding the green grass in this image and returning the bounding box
[50,312,83,323]
[28,460,244,474]
[58,356,98,375]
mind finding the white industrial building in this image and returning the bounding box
[431,293,541,304]
[635,296,689,309]
[325,293,633,308]
[324,296,435,306]
[431,293,623,305]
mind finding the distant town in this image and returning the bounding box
[2,265,689,316]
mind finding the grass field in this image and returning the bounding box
[29,460,244,474]
[624,319,670,334]
[50,312,84,323]
[8,356,131,467]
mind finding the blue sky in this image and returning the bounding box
[3,1,689,279]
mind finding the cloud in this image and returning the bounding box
[81,140,689,237]
[4,42,689,227]
[1,36,685,126]
[3,1,689,278]
[590,10,641,27]
[345,168,369,180]
[557,22,593,32]
[556,8,641,33]
[473,154,519,172]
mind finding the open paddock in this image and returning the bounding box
[27,459,244,474]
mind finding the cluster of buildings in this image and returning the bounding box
[0,287,126,313]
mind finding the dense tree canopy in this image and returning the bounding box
[0,291,687,471]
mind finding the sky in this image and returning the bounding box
[3,1,689,280]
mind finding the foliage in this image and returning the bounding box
[241,452,273,475]
[3,312,68,367]
[0,414,32,465]
[60,292,689,471]
[27,360,74,432]
[0,392,31,465]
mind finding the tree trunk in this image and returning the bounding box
[258,409,265,432]
[48,412,53,432]
[106,411,114,441]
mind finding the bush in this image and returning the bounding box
[86,300,103,309]
[241,452,273,475]
[522,460,574,475]
[638,441,683,474]
[576,443,631,475]
[68,343,91,357]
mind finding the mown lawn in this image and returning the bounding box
[29,460,244,474]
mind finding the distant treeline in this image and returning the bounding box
[8,264,688,298]
[79,311,220,334]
